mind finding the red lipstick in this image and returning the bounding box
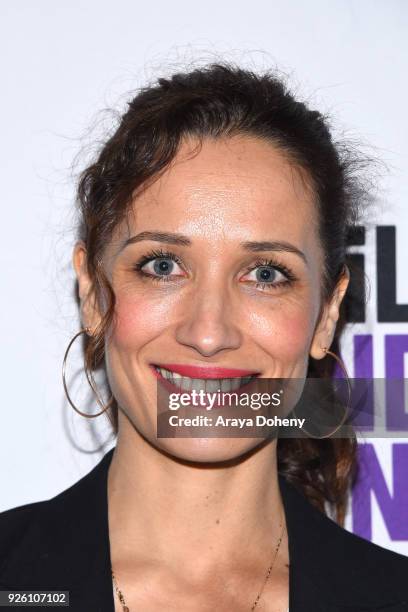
[153,364,260,378]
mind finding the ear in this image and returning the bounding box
[309,264,350,360]
[72,241,103,333]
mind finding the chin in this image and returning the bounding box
[153,436,267,465]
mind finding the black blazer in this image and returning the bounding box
[1,448,407,612]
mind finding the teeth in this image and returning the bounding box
[206,379,221,393]
[221,378,232,392]
[155,367,255,393]
[230,378,241,391]
[180,376,192,391]
[191,378,206,393]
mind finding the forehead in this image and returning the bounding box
[111,135,318,251]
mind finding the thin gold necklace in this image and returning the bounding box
[111,511,286,611]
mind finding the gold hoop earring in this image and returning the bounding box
[62,327,113,418]
[296,347,352,439]
[322,347,350,381]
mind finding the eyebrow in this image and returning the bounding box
[119,231,308,265]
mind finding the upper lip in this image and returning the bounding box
[153,363,260,378]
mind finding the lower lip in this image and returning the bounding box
[149,365,258,405]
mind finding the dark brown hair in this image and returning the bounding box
[75,62,369,525]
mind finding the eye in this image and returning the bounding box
[240,259,295,291]
[142,257,182,277]
[133,250,186,281]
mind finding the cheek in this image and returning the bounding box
[110,291,172,349]
[248,303,315,359]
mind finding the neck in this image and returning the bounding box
[107,413,287,580]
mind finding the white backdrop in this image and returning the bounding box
[0,0,407,555]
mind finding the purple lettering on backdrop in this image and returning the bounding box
[352,443,408,540]
[385,335,408,430]
[353,335,374,429]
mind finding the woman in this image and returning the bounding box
[1,63,407,612]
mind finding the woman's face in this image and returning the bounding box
[74,135,349,462]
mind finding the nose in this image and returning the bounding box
[175,285,242,358]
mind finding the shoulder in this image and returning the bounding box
[279,475,408,605]
[324,506,408,568]
[320,511,408,604]
[0,465,91,538]
[320,493,407,575]
[0,499,44,550]
[0,452,112,587]
[0,489,71,560]
[0,499,50,582]
[282,474,408,570]
[0,458,104,538]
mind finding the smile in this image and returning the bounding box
[151,364,259,393]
